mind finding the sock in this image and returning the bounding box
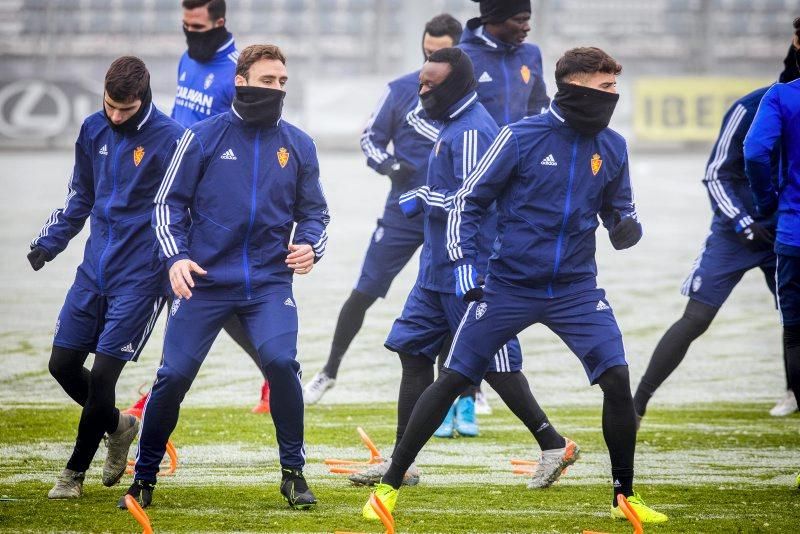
[633,299,716,416]
[383,369,472,489]
[597,365,637,505]
[393,353,434,457]
[485,371,565,451]
[322,290,377,379]
[48,346,91,406]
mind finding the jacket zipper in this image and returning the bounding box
[98,133,120,294]
[242,130,260,300]
[548,137,579,297]
[501,53,510,124]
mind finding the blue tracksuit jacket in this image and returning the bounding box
[171,34,238,127]
[458,20,549,126]
[399,92,499,293]
[448,103,636,298]
[360,69,439,228]
[153,110,330,300]
[704,86,775,235]
[744,79,800,252]
[32,105,184,295]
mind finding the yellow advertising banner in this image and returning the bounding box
[634,77,770,142]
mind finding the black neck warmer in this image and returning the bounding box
[104,87,152,135]
[233,86,285,128]
[184,26,230,62]
[779,45,800,83]
[420,49,477,121]
[553,81,619,136]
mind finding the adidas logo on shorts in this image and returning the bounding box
[540,154,557,166]
[284,298,296,308]
[120,343,135,353]
[596,300,610,311]
[220,148,237,160]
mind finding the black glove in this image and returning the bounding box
[736,221,774,250]
[609,211,642,250]
[27,246,51,271]
[463,286,484,303]
[378,159,415,187]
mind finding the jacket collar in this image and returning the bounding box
[445,91,479,121]
[462,21,517,52]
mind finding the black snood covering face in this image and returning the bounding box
[233,86,285,128]
[553,81,619,136]
[778,44,800,83]
[104,87,152,134]
[184,26,230,62]
[419,50,477,120]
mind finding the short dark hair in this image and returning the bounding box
[104,56,149,102]
[424,14,463,45]
[236,44,286,79]
[794,16,800,41]
[555,47,622,83]
[181,0,226,21]
[428,47,464,67]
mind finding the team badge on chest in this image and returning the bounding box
[277,147,290,168]
[133,146,145,166]
[591,153,602,176]
[520,65,531,84]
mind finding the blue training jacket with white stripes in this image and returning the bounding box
[31,105,184,296]
[153,109,330,301]
[447,103,636,299]
[398,91,499,293]
[704,86,776,236]
[171,34,238,127]
[458,20,549,126]
[360,69,439,228]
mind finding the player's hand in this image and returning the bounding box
[169,259,207,299]
[387,161,416,187]
[609,210,642,250]
[736,220,774,250]
[27,246,51,271]
[286,244,314,275]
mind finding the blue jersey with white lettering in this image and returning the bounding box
[171,34,238,127]
[458,19,549,126]
[31,106,184,295]
[153,109,330,300]
[360,70,439,228]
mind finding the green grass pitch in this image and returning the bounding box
[1,403,798,533]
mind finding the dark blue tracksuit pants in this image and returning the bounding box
[134,286,304,482]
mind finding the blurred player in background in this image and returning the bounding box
[367,47,669,524]
[353,47,575,493]
[302,14,462,403]
[633,36,800,424]
[744,19,800,486]
[126,0,274,416]
[28,57,183,499]
[121,45,329,510]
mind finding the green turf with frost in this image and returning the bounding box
[1,403,798,533]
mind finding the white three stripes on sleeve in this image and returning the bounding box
[704,104,746,220]
[447,127,513,262]
[33,171,77,246]
[154,129,195,258]
[360,88,392,164]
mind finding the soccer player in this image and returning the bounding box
[120,44,329,510]
[149,0,273,415]
[460,0,549,126]
[351,48,576,492]
[366,47,668,523]
[744,18,800,433]
[28,57,183,499]
[633,40,800,422]
[302,14,462,403]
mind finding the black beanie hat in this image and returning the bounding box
[471,0,531,24]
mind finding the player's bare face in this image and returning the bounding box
[182,7,223,32]
[235,59,288,91]
[103,92,142,125]
[418,62,452,95]
[422,33,454,59]
[489,13,531,46]
[574,72,618,94]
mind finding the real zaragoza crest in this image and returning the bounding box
[133,146,145,166]
[277,147,290,168]
[591,153,602,176]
